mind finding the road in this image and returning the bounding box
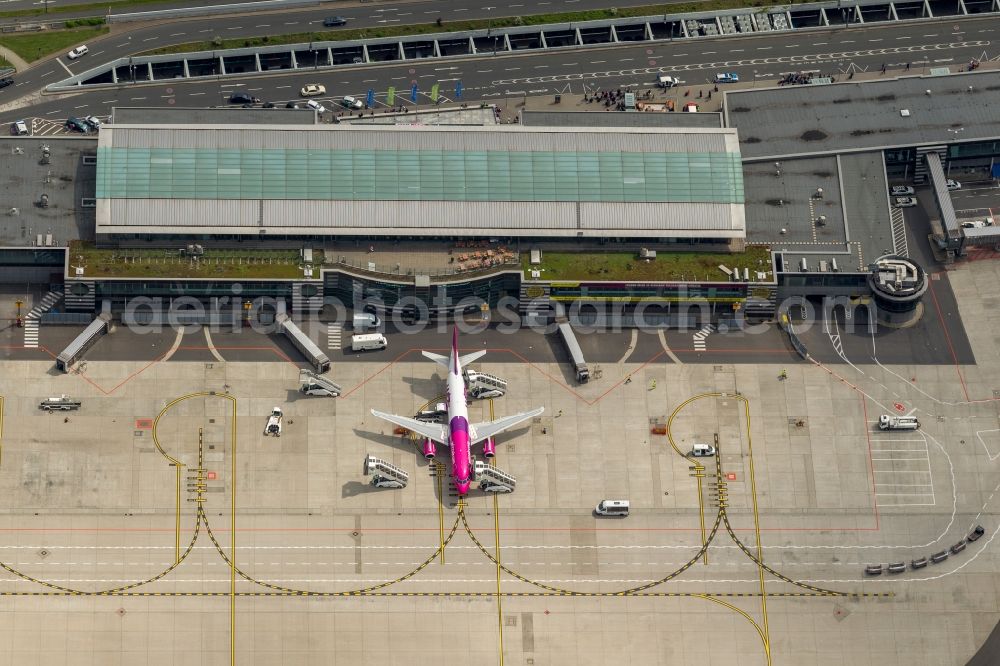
[2,14,997,124]
[0,0,692,108]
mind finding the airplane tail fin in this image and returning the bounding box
[421,328,487,373]
[421,350,450,369]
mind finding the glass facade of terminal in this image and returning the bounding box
[96,147,744,204]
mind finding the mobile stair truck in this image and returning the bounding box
[363,454,409,489]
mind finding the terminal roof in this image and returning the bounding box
[727,70,1000,160]
[95,124,746,239]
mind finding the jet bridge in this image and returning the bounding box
[364,454,409,489]
[474,459,516,493]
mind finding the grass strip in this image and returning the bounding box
[0,25,108,63]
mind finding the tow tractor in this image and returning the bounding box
[264,407,283,437]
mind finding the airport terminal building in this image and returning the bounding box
[9,69,1000,325]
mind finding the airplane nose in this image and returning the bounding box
[457,482,471,495]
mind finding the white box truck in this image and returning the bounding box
[878,414,920,430]
[352,333,387,351]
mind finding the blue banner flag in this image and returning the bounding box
[366,89,375,108]
[455,81,463,99]
[410,83,418,103]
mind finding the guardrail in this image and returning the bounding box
[108,0,325,23]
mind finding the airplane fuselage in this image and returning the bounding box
[446,360,472,495]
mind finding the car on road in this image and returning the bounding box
[340,95,363,109]
[306,99,327,113]
[84,115,101,131]
[715,72,739,83]
[10,120,28,136]
[64,117,90,133]
[323,16,347,27]
[262,102,275,108]
[0,77,13,90]
[894,196,917,208]
[890,185,915,196]
[300,84,326,97]
[66,45,89,60]
[228,92,259,104]
[946,179,961,190]
[285,102,300,109]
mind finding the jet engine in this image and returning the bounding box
[482,437,496,458]
[422,438,437,460]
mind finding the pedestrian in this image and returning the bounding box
[63,417,69,423]
[557,409,563,418]
[906,62,910,70]
[648,379,657,391]
[625,376,632,385]
[779,369,788,380]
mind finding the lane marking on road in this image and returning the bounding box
[56,58,73,76]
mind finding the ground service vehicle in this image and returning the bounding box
[463,368,508,399]
[39,395,81,411]
[691,443,716,457]
[352,312,380,330]
[879,414,920,430]
[557,322,590,383]
[352,333,387,351]
[595,500,630,517]
[299,369,341,397]
[264,407,283,436]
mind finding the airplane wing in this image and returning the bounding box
[370,409,449,445]
[469,407,544,445]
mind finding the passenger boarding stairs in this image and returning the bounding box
[364,454,409,489]
[474,459,516,493]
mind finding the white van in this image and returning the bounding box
[691,443,716,457]
[879,414,920,431]
[352,333,387,351]
[657,74,679,88]
[352,312,380,330]
[594,500,629,517]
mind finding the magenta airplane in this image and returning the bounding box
[371,328,543,494]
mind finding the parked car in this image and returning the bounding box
[894,196,917,208]
[10,120,28,136]
[715,72,740,83]
[340,95,363,109]
[285,102,300,109]
[323,16,347,27]
[0,77,13,90]
[890,185,915,196]
[67,45,89,59]
[961,219,993,229]
[229,92,259,104]
[300,84,326,97]
[84,115,102,131]
[352,56,364,64]
[306,99,327,113]
[946,179,961,191]
[64,117,90,133]
[262,102,275,108]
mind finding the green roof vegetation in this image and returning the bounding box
[142,0,815,56]
[524,246,773,282]
[0,25,107,63]
[69,241,323,280]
